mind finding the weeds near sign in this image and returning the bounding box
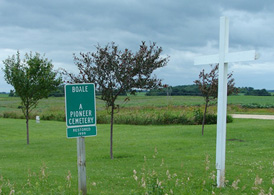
[0,164,76,194]
[131,153,274,194]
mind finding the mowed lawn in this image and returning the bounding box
[1,118,274,194]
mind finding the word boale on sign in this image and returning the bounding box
[72,86,88,93]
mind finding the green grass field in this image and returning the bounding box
[1,95,274,193]
[1,118,274,194]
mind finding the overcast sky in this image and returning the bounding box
[1,0,274,92]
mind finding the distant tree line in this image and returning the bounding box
[238,87,271,96]
[146,85,202,96]
[146,85,272,96]
[6,85,272,97]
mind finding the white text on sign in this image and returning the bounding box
[70,110,92,117]
[72,86,88,93]
[68,117,94,126]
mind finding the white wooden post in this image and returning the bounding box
[194,16,258,188]
[77,137,87,194]
[215,17,229,187]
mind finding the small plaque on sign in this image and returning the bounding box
[67,126,97,138]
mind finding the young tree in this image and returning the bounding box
[63,41,169,159]
[9,90,15,97]
[2,51,62,144]
[194,64,237,135]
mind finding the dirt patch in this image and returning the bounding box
[227,138,244,142]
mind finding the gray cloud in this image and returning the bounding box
[1,0,274,92]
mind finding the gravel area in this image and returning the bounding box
[231,114,274,120]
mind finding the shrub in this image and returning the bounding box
[205,113,217,124]
[1,106,232,125]
[3,111,25,119]
[193,109,232,125]
[193,109,203,124]
[241,103,274,109]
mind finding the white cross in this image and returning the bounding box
[194,16,259,188]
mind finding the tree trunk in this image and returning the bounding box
[26,108,29,145]
[110,105,114,159]
[202,100,209,136]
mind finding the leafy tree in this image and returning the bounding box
[2,51,62,144]
[63,41,168,159]
[9,90,15,97]
[49,84,65,97]
[194,64,237,135]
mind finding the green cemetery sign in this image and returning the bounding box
[65,83,97,138]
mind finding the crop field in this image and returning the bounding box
[1,95,274,124]
[0,94,8,98]
[1,94,274,110]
